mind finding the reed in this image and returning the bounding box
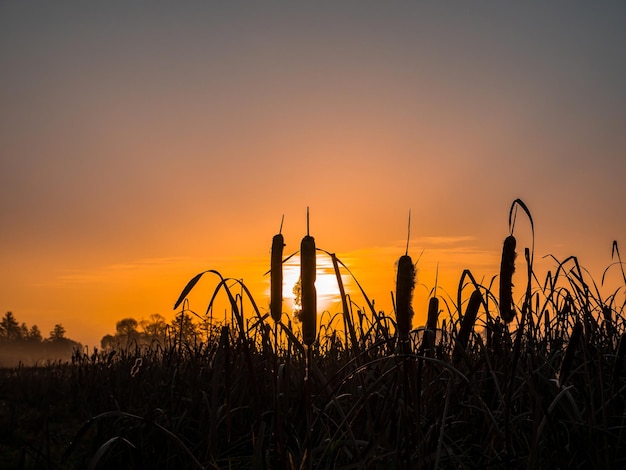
[422,296,439,355]
[4,200,625,469]
[454,288,482,360]
[300,234,317,348]
[499,234,517,323]
[270,233,284,323]
[395,254,415,341]
[557,320,583,387]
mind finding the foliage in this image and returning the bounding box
[0,312,81,367]
[1,200,626,468]
[100,313,201,350]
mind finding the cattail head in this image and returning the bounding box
[454,288,482,360]
[422,296,439,355]
[499,234,517,323]
[300,235,317,346]
[427,296,439,331]
[270,233,284,323]
[395,254,415,340]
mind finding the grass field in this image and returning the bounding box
[1,200,625,469]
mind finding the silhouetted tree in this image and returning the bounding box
[45,323,81,362]
[0,314,81,366]
[49,324,66,341]
[0,312,21,342]
[100,334,116,350]
[171,312,200,344]
[292,278,303,320]
[114,317,140,346]
[100,317,146,349]
[28,325,43,342]
[100,313,200,350]
[140,313,167,341]
[116,318,139,337]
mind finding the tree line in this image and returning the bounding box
[100,312,203,349]
[0,311,76,344]
[0,309,207,366]
[0,311,81,367]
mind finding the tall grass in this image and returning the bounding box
[1,199,625,469]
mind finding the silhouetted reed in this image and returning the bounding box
[2,199,625,469]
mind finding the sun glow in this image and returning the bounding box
[279,253,350,317]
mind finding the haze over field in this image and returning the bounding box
[1,2,625,348]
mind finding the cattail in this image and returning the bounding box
[454,289,482,360]
[557,320,583,387]
[395,254,415,341]
[422,296,439,354]
[270,233,284,323]
[499,235,517,323]
[427,296,439,330]
[300,234,317,347]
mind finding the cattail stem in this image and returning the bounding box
[304,345,313,470]
[405,209,411,256]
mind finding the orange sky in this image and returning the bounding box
[1,3,625,348]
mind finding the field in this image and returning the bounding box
[1,201,625,469]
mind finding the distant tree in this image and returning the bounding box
[292,278,302,320]
[115,317,140,345]
[101,316,159,350]
[49,323,66,341]
[0,314,81,365]
[100,314,195,350]
[46,323,81,360]
[100,334,116,350]
[140,314,167,341]
[0,312,21,342]
[171,312,200,344]
[28,325,43,342]
[116,318,139,337]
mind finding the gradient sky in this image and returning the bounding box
[1,2,625,348]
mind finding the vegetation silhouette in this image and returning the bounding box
[1,199,625,469]
[0,311,81,367]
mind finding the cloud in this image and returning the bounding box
[106,257,193,271]
[415,235,477,246]
[55,273,107,284]
[46,257,195,286]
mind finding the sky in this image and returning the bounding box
[1,2,625,348]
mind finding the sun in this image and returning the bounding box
[279,253,349,316]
